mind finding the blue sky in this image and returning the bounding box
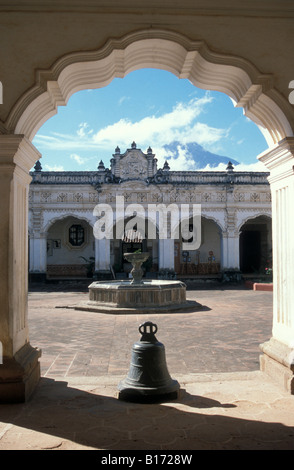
[32,68,268,172]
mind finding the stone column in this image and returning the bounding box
[220,188,242,282]
[94,237,111,279]
[0,135,41,402]
[221,187,240,269]
[221,232,240,270]
[259,138,294,394]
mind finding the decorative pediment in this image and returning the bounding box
[110,142,157,181]
[120,149,148,180]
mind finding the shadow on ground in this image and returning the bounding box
[0,377,294,450]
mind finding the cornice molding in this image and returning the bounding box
[258,137,294,183]
[0,134,41,174]
[1,1,294,18]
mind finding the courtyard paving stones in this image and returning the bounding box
[1,284,294,451]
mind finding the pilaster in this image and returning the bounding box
[221,195,240,271]
[158,239,175,271]
[29,233,47,282]
[0,135,41,402]
[94,237,112,279]
[258,138,294,393]
[221,231,240,270]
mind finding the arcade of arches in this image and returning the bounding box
[28,145,272,283]
[1,2,294,402]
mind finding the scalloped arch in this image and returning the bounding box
[6,29,293,146]
[237,212,272,232]
[173,212,224,234]
[43,212,95,233]
[201,213,224,233]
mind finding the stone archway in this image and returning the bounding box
[1,29,294,401]
[29,211,96,283]
[46,216,95,280]
[239,215,272,275]
[6,30,293,147]
[174,216,222,276]
[108,214,159,279]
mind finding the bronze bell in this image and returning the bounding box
[118,321,180,402]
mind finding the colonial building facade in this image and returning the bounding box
[28,142,272,282]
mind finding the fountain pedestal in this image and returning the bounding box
[123,252,149,284]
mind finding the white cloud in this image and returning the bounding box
[33,94,227,157]
[34,132,98,151]
[234,161,269,172]
[153,141,268,172]
[35,93,262,174]
[197,160,268,172]
[77,122,88,137]
[43,164,64,171]
[118,96,130,106]
[70,153,86,165]
[77,122,93,138]
[153,144,197,171]
[92,95,223,151]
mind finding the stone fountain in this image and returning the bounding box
[124,252,150,284]
[76,252,200,314]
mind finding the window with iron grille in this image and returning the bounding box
[69,224,84,246]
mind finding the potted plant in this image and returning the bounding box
[79,256,95,278]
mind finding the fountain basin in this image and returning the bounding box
[76,279,200,314]
[75,252,201,314]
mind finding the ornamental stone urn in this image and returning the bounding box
[124,252,149,284]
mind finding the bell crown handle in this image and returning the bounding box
[139,321,158,341]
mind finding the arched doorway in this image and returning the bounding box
[239,215,272,275]
[46,216,95,280]
[1,29,294,401]
[174,216,221,276]
[111,216,159,278]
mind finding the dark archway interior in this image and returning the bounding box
[240,216,272,274]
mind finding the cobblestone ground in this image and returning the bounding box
[27,283,273,378]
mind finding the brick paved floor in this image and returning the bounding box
[28,284,273,379]
[2,285,294,451]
